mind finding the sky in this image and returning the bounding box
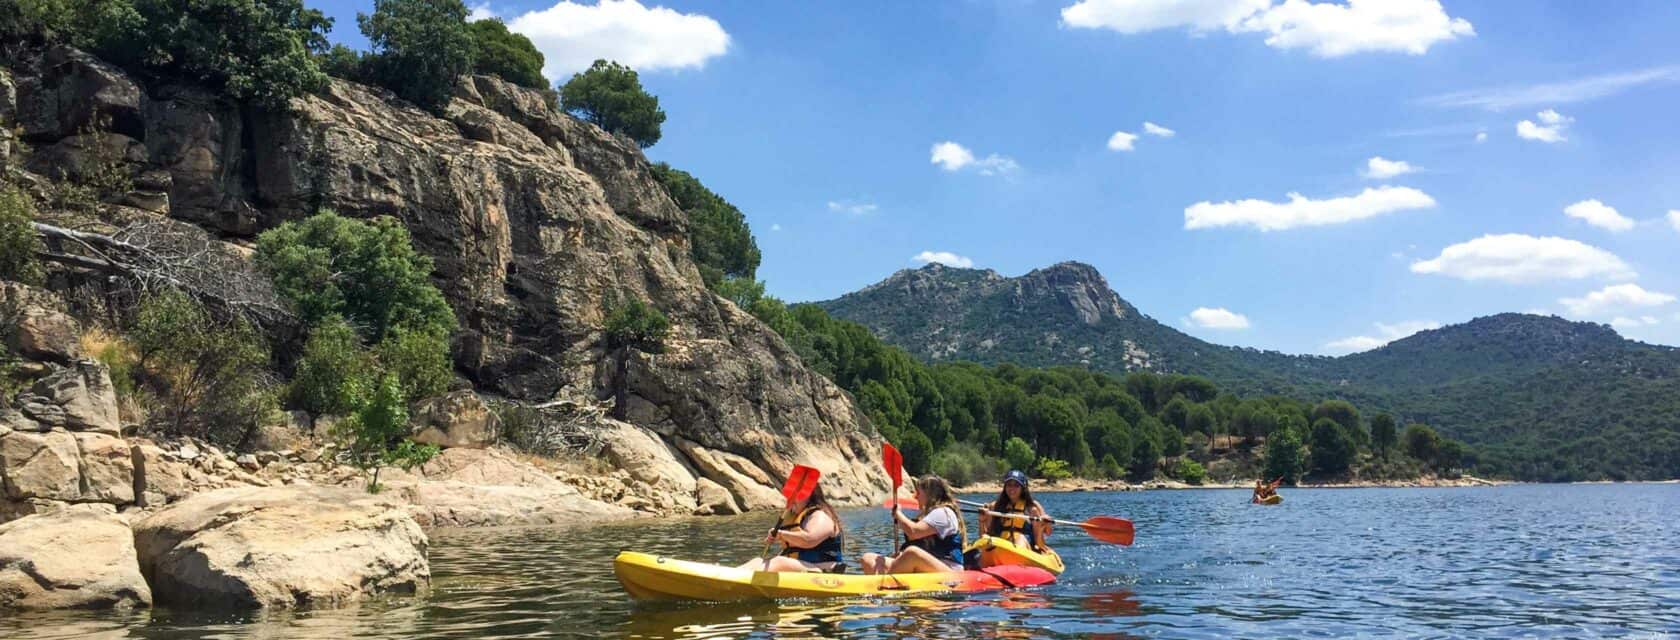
[306,0,1680,354]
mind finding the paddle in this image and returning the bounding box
[762,465,821,567]
[881,443,906,553]
[957,499,1136,546]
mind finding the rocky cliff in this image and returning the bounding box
[1,44,886,511]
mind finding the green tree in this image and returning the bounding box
[256,211,456,343]
[1035,457,1073,481]
[1173,457,1208,485]
[0,187,45,285]
[1186,403,1217,438]
[359,0,475,112]
[1435,439,1466,474]
[1404,423,1441,462]
[287,315,374,415]
[319,43,370,82]
[337,373,438,492]
[374,326,453,402]
[1098,454,1126,480]
[131,289,278,448]
[1312,399,1362,434]
[1129,433,1161,481]
[1160,395,1191,432]
[603,297,670,353]
[1308,418,1357,475]
[560,59,666,147]
[1264,427,1306,484]
[1003,436,1036,472]
[1371,412,1398,457]
[712,276,766,310]
[897,427,934,476]
[466,18,545,89]
[651,163,761,287]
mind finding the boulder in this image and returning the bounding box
[133,485,430,608]
[74,432,134,504]
[0,508,152,610]
[397,480,635,528]
[416,447,560,488]
[131,443,195,506]
[0,429,81,501]
[28,360,120,435]
[692,477,741,516]
[410,390,498,449]
[596,419,697,506]
[8,305,80,362]
[0,408,42,433]
[673,438,783,511]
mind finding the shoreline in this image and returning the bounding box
[953,475,1510,495]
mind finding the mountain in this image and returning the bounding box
[816,262,1680,480]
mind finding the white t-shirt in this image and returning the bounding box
[919,506,964,569]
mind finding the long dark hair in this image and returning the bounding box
[990,479,1037,513]
[804,484,843,537]
[915,475,965,545]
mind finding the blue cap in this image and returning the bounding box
[1003,470,1028,486]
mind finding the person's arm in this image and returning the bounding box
[774,510,836,547]
[1030,504,1053,538]
[897,507,942,540]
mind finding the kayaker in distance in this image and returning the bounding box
[860,475,967,575]
[737,483,845,573]
[979,470,1052,553]
[1252,477,1283,504]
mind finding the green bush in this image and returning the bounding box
[1173,457,1208,485]
[255,211,455,343]
[359,0,475,112]
[375,326,453,402]
[604,297,670,353]
[560,59,666,148]
[467,18,545,89]
[1034,457,1073,481]
[287,316,373,416]
[930,441,1000,488]
[319,44,371,83]
[0,186,45,285]
[336,373,438,492]
[651,164,761,287]
[1264,427,1306,483]
[131,289,278,448]
[1002,436,1036,472]
[1099,454,1126,480]
[1403,423,1440,462]
[1309,418,1357,475]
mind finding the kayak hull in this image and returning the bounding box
[1257,494,1282,505]
[967,535,1065,575]
[614,551,1054,602]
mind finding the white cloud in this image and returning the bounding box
[1475,131,1488,143]
[1668,210,1680,234]
[1562,199,1634,232]
[1410,234,1636,284]
[507,0,730,79]
[1325,320,1440,354]
[1107,131,1138,151]
[930,141,1019,175]
[827,200,878,216]
[1611,315,1661,329]
[1516,109,1571,143]
[468,2,496,20]
[1061,0,1473,57]
[1418,66,1680,111]
[1142,121,1176,137]
[1559,283,1676,317]
[1184,186,1435,231]
[1363,156,1417,179]
[1186,307,1251,330]
[912,251,974,268]
[770,223,782,232]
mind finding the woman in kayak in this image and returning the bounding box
[739,484,845,573]
[979,469,1051,552]
[1252,476,1282,503]
[860,475,967,575]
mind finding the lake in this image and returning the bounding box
[4,484,1677,638]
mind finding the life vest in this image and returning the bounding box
[778,506,844,565]
[987,499,1039,549]
[900,505,965,567]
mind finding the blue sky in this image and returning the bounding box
[308,0,1680,353]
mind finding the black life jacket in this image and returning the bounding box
[987,499,1039,548]
[778,506,844,564]
[900,505,965,567]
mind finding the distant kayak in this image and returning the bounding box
[614,552,1055,602]
[967,535,1066,575]
[1256,494,1282,505]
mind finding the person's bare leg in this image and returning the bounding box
[886,547,953,574]
[859,552,884,575]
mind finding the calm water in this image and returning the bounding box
[5,484,1678,638]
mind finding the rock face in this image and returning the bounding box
[403,447,633,527]
[24,361,121,435]
[0,508,152,610]
[132,485,429,608]
[3,45,888,509]
[410,390,498,449]
[0,429,81,501]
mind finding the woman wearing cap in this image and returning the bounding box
[980,470,1052,552]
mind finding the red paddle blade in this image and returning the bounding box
[1081,516,1136,546]
[882,443,903,486]
[782,465,820,506]
[883,497,919,510]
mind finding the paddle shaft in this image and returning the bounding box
[958,499,1094,530]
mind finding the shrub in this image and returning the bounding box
[1403,423,1440,462]
[1309,418,1357,475]
[255,211,455,343]
[604,297,670,353]
[287,316,374,415]
[1002,436,1036,472]
[336,373,437,492]
[467,18,545,89]
[320,44,372,83]
[1034,457,1073,481]
[930,441,1001,488]
[1264,427,1306,484]
[0,186,44,285]
[375,326,453,402]
[560,59,665,148]
[81,328,139,402]
[358,0,476,112]
[1173,457,1208,485]
[1099,454,1126,480]
[130,289,278,448]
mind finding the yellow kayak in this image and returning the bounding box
[966,535,1065,575]
[614,551,1054,602]
[1256,494,1282,505]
